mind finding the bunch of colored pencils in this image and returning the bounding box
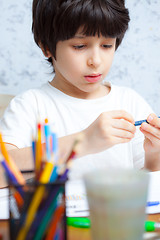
[0,118,81,240]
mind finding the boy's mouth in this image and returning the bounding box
[84,74,102,83]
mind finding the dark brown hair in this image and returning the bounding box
[32,0,130,64]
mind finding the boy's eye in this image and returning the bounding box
[102,44,112,48]
[72,44,113,50]
[73,45,85,50]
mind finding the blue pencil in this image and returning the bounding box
[135,116,160,126]
[147,201,160,207]
[0,157,24,197]
[44,119,51,161]
[59,168,69,181]
[32,138,36,164]
[50,132,58,182]
[26,186,60,239]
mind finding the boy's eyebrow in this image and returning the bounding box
[73,35,116,40]
[73,35,86,39]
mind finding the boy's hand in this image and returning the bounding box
[140,113,160,154]
[83,110,136,154]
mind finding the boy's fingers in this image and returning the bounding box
[113,136,133,144]
[109,110,135,124]
[112,128,135,139]
[141,122,160,140]
[112,119,136,133]
[147,114,160,128]
[140,128,160,148]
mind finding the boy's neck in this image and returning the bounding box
[50,80,110,99]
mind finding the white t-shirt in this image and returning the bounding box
[0,82,153,179]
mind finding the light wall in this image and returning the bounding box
[0,0,160,113]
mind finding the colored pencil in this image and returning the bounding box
[31,137,36,164]
[44,118,51,161]
[49,132,58,182]
[0,133,25,185]
[26,184,61,238]
[135,116,160,126]
[45,204,65,240]
[16,158,56,239]
[1,160,23,196]
[0,120,72,239]
[12,188,24,209]
[58,135,82,180]
[16,185,45,240]
[35,123,42,175]
[40,160,55,184]
[33,187,63,240]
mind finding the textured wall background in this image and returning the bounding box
[0,0,160,113]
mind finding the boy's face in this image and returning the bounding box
[51,30,116,99]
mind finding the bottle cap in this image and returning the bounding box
[145,221,155,232]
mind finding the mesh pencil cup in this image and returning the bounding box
[9,171,67,240]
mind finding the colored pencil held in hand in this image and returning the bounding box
[0,119,82,240]
[134,116,160,126]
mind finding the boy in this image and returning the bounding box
[0,0,160,186]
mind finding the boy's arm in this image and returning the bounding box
[144,152,160,171]
[0,134,83,188]
[0,144,34,188]
[0,110,136,188]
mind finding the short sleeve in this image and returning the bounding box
[0,90,38,148]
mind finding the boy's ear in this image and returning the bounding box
[39,43,52,58]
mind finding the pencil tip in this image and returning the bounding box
[37,123,41,130]
[45,118,48,124]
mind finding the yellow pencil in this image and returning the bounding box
[39,160,54,184]
[0,132,10,162]
[17,185,45,240]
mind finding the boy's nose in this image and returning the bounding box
[87,48,101,68]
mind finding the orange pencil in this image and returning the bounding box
[45,205,65,240]
[12,188,24,208]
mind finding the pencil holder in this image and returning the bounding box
[9,171,67,240]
